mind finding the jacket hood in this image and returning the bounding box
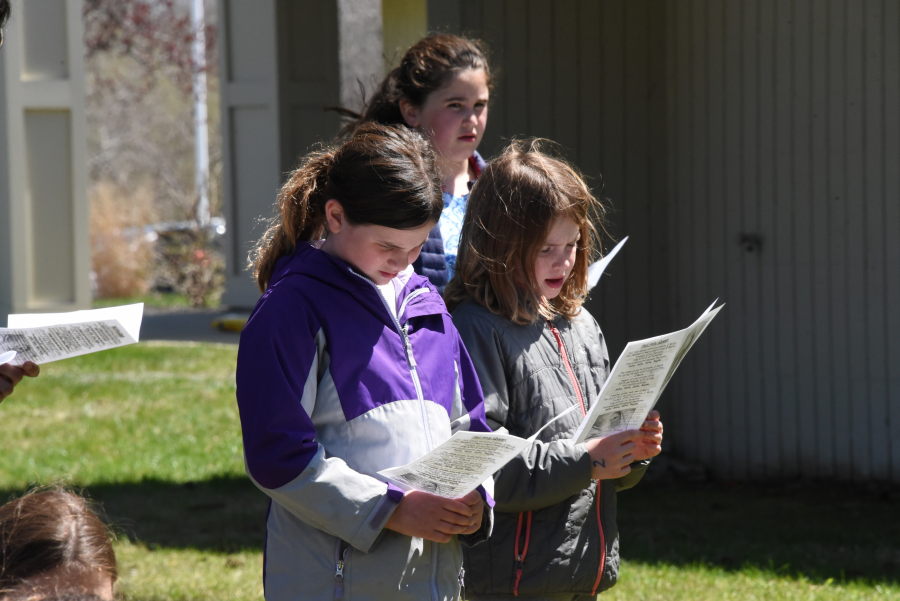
[268,242,444,321]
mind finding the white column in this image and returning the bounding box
[220,0,383,306]
[0,0,90,319]
[217,0,282,307]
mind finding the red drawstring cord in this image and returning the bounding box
[549,319,606,594]
[591,484,606,595]
[512,510,532,596]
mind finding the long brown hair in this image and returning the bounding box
[337,34,492,137]
[251,122,443,291]
[0,488,117,596]
[444,140,608,324]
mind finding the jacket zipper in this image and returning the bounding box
[548,322,586,417]
[350,272,433,450]
[512,510,532,596]
[349,272,440,601]
[548,319,605,595]
[396,286,439,601]
[334,539,348,599]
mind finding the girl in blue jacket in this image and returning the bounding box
[236,123,494,601]
[341,34,492,291]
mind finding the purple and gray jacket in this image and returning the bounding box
[236,242,494,601]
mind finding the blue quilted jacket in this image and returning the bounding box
[412,151,486,294]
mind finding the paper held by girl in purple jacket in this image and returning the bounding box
[380,406,580,498]
[573,300,724,443]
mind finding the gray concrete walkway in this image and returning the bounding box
[141,307,249,345]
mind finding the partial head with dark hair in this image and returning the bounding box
[342,34,492,137]
[0,488,117,600]
[444,140,609,324]
[252,122,444,290]
[0,0,10,48]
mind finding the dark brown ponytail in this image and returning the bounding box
[252,122,444,291]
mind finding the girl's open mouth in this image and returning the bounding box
[458,135,477,142]
[545,277,565,289]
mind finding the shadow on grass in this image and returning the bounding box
[0,476,269,553]
[2,473,898,588]
[617,478,900,586]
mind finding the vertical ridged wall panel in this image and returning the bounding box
[437,0,672,367]
[432,0,899,481]
[666,0,899,480]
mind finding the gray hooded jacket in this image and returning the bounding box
[452,300,649,599]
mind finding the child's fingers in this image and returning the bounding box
[442,497,476,518]
[0,363,25,387]
[646,410,660,421]
[435,509,479,535]
[21,361,40,378]
[439,506,480,528]
[605,429,644,445]
[641,429,663,444]
[640,419,663,433]
[455,489,483,509]
[616,440,637,459]
[0,378,12,402]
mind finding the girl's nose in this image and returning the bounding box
[390,250,411,269]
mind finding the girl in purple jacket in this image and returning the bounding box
[237,123,494,601]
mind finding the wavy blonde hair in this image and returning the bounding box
[444,140,608,324]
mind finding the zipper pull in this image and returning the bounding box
[334,558,345,599]
[401,324,416,366]
[513,557,524,596]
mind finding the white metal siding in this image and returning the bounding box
[434,0,900,482]
[666,0,900,482]
[433,0,672,364]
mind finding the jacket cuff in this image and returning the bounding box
[461,485,494,547]
[614,458,651,492]
[477,484,495,509]
[355,483,404,551]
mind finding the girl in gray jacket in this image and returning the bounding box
[445,140,664,600]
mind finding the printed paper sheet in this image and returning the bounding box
[1,304,143,365]
[571,301,724,444]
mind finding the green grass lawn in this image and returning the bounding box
[92,292,196,310]
[1,342,898,600]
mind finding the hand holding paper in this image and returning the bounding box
[585,429,640,479]
[571,302,722,444]
[0,353,40,403]
[384,489,483,543]
[631,410,663,462]
[2,304,144,365]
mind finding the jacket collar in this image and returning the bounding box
[270,242,446,322]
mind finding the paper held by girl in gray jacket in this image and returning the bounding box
[573,300,724,443]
